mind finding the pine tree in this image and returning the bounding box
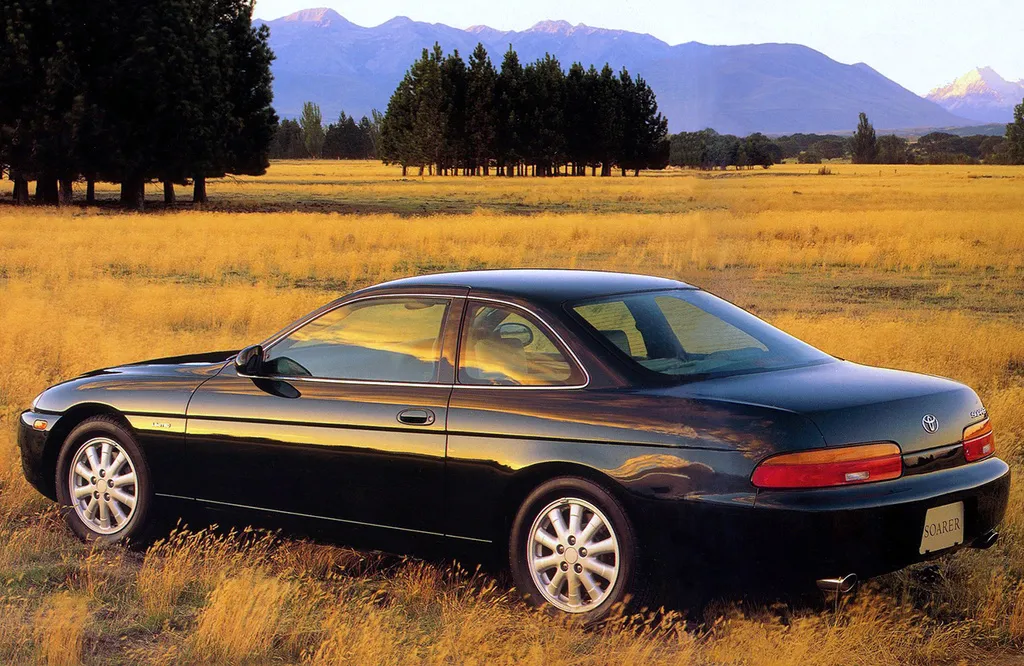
[851,112,878,164]
[465,44,497,175]
[495,47,525,176]
[380,70,417,175]
[439,50,468,175]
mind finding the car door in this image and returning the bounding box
[185,290,466,538]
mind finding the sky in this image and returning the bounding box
[252,0,1024,95]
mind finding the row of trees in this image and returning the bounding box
[814,111,1023,165]
[379,44,668,177]
[0,0,277,209]
[668,131,781,169]
[269,105,382,160]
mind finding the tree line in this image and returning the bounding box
[269,105,382,160]
[379,43,669,177]
[0,0,277,209]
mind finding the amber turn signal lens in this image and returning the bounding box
[751,443,903,489]
[32,420,48,431]
[963,419,995,463]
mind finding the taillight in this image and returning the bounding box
[963,419,995,462]
[751,443,903,489]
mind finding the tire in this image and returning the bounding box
[509,477,645,622]
[55,415,152,545]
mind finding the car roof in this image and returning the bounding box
[368,269,695,306]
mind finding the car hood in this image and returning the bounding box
[79,350,239,378]
[34,351,237,415]
[683,360,985,454]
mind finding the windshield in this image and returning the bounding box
[571,290,833,380]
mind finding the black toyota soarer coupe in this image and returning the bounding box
[20,270,1009,619]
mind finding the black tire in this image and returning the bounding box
[55,415,153,545]
[509,476,645,623]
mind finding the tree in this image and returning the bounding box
[851,112,877,164]
[380,70,417,175]
[300,102,325,158]
[617,71,667,175]
[593,64,621,176]
[465,44,497,175]
[495,46,525,176]
[1006,98,1024,165]
[875,135,911,164]
[439,49,468,174]
[743,133,777,169]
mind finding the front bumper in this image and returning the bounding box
[17,410,61,500]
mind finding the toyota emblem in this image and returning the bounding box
[922,414,939,433]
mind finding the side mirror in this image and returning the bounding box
[496,322,534,347]
[235,345,265,376]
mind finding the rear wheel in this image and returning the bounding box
[55,416,152,545]
[509,477,642,622]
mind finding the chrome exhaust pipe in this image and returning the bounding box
[971,530,999,550]
[816,573,858,594]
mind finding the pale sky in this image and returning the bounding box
[253,0,1024,95]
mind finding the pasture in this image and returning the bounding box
[1,162,1023,664]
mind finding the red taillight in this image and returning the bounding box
[751,443,903,489]
[963,419,995,462]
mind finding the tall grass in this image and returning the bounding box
[1,161,1022,663]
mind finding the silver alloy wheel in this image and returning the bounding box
[68,437,139,535]
[527,497,620,613]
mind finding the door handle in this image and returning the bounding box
[397,409,436,426]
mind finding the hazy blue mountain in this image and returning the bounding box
[259,8,970,134]
[926,67,1024,124]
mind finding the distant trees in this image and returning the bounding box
[0,0,277,209]
[668,130,780,169]
[380,43,668,177]
[851,112,878,164]
[270,107,380,160]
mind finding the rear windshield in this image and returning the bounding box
[571,290,833,380]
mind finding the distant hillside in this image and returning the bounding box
[926,67,1024,124]
[259,8,971,135]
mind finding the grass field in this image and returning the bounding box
[1,162,1023,664]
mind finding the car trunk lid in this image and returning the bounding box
[683,360,985,454]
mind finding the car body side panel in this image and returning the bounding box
[444,386,826,543]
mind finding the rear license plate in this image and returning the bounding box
[919,502,964,555]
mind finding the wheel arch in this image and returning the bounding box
[40,404,135,500]
[496,462,632,549]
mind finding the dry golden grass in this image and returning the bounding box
[1,161,1023,664]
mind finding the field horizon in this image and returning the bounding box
[1,161,1023,664]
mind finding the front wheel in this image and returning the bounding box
[509,477,643,622]
[55,416,152,545]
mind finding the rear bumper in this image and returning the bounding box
[646,457,1011,583]
[17,410,61,500]
[746,456,1011,578]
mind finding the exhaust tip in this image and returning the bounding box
[971,530,999,550]
[816,573,858,594]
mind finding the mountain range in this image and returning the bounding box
[259,8,974,135]
[926,67,1024,124]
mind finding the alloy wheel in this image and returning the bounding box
[527,497,620,613]
[68,436,139,535]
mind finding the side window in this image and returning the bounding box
[459,303,577,386]
[573,300,648,359]
[264,297,450,382]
